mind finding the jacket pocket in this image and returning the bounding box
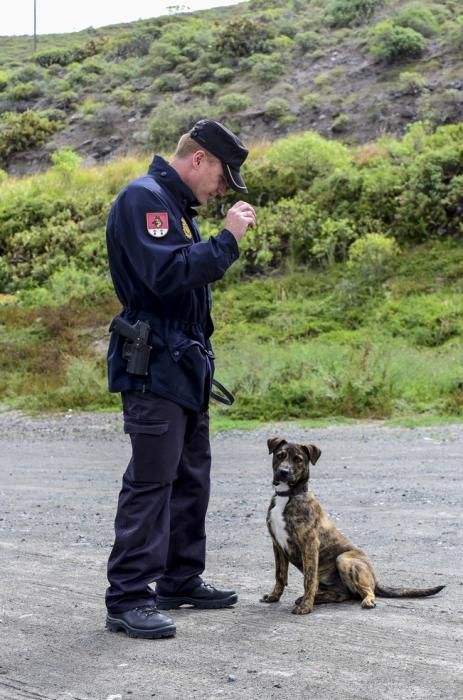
[168,333,204,363]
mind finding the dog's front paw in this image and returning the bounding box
[361,597,376,609]
[291,603,313,615]
[260,593,281,603]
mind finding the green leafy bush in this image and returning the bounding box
[50,148,83,176]
[244,131,352,204]
[347,233,400,284]
[11,64,44,83]
[218,93,252,113]
[264,97,290,119]
[377,293,463,346]
[448,16,463,50]
[250,53,286,84]
[191,81,219,98]
[6,81,42,101]
[147,98,217,151]
[0,111,61,163]
[399,70,427,94]
[154,72,180,93]
[106,30,156,60]
[34,38,106,68]
[0,70,8,91]
[395,4,439,38]
[369,21,426,62]
[213,67,234,83]
[294,31,320,52]
[215,17,274,58]
[327,0,382,28]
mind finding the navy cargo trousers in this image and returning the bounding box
[106,390,211,614]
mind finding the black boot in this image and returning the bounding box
[156,582,238,610]
[106,605,176,639]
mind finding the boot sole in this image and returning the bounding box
[106,616,176,639]
[156,594,238,610]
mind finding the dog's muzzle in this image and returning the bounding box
[274,467,290,484]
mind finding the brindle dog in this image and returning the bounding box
[261,437,445,615]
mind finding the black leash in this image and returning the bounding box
[210,379,235,405]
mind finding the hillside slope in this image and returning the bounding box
[0,0,462,175]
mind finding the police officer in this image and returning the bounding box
[105,119,256,639]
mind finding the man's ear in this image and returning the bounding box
[192,150,206,169]
[301,444,321,465]
[267,437,287,454]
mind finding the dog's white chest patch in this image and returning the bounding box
[269,497,289,551]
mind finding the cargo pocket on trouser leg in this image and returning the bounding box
[122,391,187,484]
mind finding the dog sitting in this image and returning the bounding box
[261,437,445,615]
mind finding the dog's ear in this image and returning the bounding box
[301,444,321,465]
[267,437,287,454]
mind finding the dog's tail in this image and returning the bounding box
[375,582,445,598]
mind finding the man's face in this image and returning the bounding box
[192,151,228,204]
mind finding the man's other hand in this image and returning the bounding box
[224,201,257,242]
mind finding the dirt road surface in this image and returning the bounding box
[0,411,461,700]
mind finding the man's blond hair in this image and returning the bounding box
[175,133,216,161]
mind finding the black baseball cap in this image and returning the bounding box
[189,119,249,194]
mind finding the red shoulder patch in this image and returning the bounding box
[146,212,169,238]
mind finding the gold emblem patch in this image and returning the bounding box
[181,218,192,240]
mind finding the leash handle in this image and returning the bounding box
[211,379,235,405]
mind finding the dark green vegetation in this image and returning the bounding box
[0,0,462,176]
[0,121,462,421]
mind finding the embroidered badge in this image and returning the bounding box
[181,218,193,240]
[146,212,169,238]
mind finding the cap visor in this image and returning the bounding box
[224,163,248,194]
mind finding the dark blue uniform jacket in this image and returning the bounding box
[106,155,239,412]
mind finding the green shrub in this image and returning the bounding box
[218,93,252,113]
[215,17,274,58]
[0,70,8,91]
[250,53,286,84]
[399,71,427,94]
[312,218,358,265]
[331,113,351,133]
[0,111,61,163]
[448,16,463,50]
[369,21,426,62]
[377,293,463,346]
[294,31,320,52]
[243,131,352,204]
[327,0,382,28]
[35,48,74,68]
[11,64,44,83]
[52,89,78,110]
[264,97,290,120]
[18,262,110,307]
[347,233,400,284]
[107,30,156,60]
[154,72,180,93]
[213,67,235,83]
[147,98,217,151]
[395,4,439,38]
[192,81,219,98]
[50,148,83,176]
[35,39,106,67]
[6,81,42,100]
[419,89,463,126]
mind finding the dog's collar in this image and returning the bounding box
[274,483,308,497]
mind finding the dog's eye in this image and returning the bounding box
[276,451,286,459]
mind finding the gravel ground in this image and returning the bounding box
[0,410,461,700]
